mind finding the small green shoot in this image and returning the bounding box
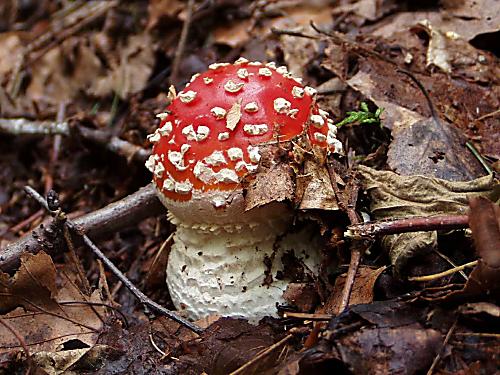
[334,102,383,128]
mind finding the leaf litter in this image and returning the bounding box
[0,0,499,373]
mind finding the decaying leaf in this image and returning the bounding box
[320,266,387,315]
[89,32,155,99]
[0,251,107,356]
[243,146,295,211]
[357,165,497,273]
[297,301,442,374]
[346,61,486,180]
[0,251,59,314]
[298,159,339,211]
[440,196,500,302]
[370,0,500,42]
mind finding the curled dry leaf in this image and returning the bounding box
[243,146,295,211]
[357,165,496,273]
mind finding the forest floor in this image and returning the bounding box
[0,1,498,374]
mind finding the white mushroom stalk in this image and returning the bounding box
[161,190,321,320]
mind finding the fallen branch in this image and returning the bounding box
[0,118,150,162]
[345,215,470,238]
[0,184,163,273]
[23,186,202,334]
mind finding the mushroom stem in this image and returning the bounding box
[165,201,321,321]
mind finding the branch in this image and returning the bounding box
[345,215,469,238]
[23,186,202,334]
[0,118,150,163]
[0,184,164,273]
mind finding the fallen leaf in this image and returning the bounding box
[345,60,486,180]
[0,252,107,355]
[226,99,242,131]
[320,266,387,315]
[440,196,500,302]
[89,32,155,99]
[243,146,295,211]
[147,0,185,30]
[370,0,500,42]
[0,251,59,314]
[357,166,496,273]
[298,159,339,211]
[283,283,319,312]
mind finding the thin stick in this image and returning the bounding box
[475,108,500,122]
[409,261,478,282]
[23,186,202,335]
[346,215,470,238]
[282,312,332,321]
[326,164,364,314]
[229,334,293,375]
[433,249,468,281]
[465,141,493,175]
[0,316,30,358]
[427,320,457,375]
[0,118,150,162]
[79,231,202,333]
[170,0,195,83]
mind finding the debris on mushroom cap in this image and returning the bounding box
[146,59,342,205]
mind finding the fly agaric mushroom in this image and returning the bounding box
[146,58,342,320]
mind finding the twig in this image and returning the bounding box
[270,27,318,39]
[170,0,196,83]
[23,186,202,334]
[433,249,468,281]
[345,215,470,238]
[229,334,293,375]
[282,312,332,321]
[0,184,164,273]
[409,260,478,282]
[0,118,150,162]
[326,163,365,314]
[0,316,30,358]
[465,141,493,175]
[475,108,500,122]
[427,319,457,375]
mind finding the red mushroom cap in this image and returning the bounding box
[146,59,339,203]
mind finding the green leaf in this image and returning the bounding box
[334,102,383,128]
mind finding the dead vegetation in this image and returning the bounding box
[0,0,498,374]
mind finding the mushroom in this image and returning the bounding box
[145,59,343,320]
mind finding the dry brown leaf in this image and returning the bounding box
[298,159,339,210]
[371,0,500,42]
[440,196,500,302]
[320,266,387,315]
[213,19,252,48]
[0,32,25,77]
[27,38,102,106]
[346,61,486,180]
[0,252,107,355]
[147,0,185,30]
[0,251,59,314]
[89,33,155,99]
[226,99,242,131]
[358,165,497,273]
